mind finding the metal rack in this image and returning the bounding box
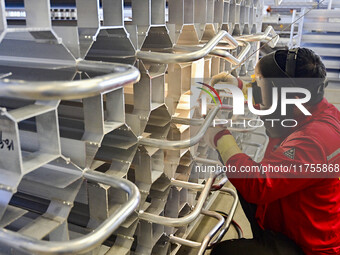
[0,0,278,254]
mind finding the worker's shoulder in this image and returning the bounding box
[301,114,339,141]
[282,129,324,151]
[295,103,340,140]
[287,120,338,147]
[282,114,340,160]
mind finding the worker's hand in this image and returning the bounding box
[205,127,242,164]
[211,72,249,96]
[204,126,226,149]
[211,72,258,106]
[216,131,242,165]
[211,72,240,87]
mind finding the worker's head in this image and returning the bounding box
[253,47,327,137]
[254,47,327,108]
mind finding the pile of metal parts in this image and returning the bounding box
[0,0,277,254]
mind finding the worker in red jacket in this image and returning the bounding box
[207,48,340,255]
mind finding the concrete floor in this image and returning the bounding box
[177,182,253,255]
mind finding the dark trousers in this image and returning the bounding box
[211,193,305,255]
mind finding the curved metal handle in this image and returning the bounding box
[136,30,238,64]
[208,187,239,247]
[175,40,251,66]
[0,60,140,100]
[139,174,237,231]
[169,210,225,255]
[210,41,251,65]
[235,26,279,48]
[138,106,220,150]
[166,180,239,253]
[0,170,141,255]
[139,177,215,227]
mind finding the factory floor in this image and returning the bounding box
[177,182,253,255]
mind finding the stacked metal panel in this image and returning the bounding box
[0,1,276,254]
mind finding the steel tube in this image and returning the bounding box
[169,210,225,255]
[211,176,229,191]
[0,60,140,100]
[197,210,225,255]
[0,170,141,255]
[172,114,261,133]
[171,180,238,204]
[169,236,201,248]
[208,187,239,247]
[194,156,223,167]
[171,178,205,191]
[138,177,214,227]
[235,26,279,48]
[174,41,251,65]
[169,179,239,248]
[210,41,251,65]
[171,116,207,126]
[138,106,220,150]
[136,30,238,64]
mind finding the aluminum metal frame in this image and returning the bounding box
[0,170,140,255]
[0,1,270,253]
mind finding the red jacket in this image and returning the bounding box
[227,99,340,255]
